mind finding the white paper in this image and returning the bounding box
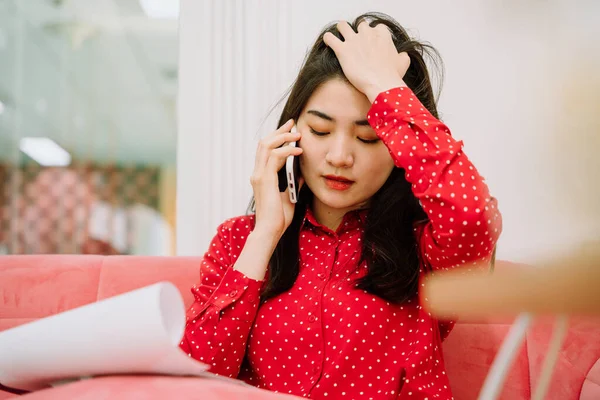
[0,282,219,391]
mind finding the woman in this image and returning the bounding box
[180,12,501,399]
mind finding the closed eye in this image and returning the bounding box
[310,128,329,136]
[310,127,379,144]
[358,138,380,144]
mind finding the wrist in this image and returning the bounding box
[365,79,408,103]
[248,228,281,251]
[233,229,281,281]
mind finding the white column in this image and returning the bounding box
[176,0,293,255]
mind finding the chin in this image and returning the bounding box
[313,188,364,210]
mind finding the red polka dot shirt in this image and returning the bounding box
[180,86,502,399]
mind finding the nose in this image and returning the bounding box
[325,134,354,168]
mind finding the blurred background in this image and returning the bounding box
[0,0,178,256]
[1,0,598,262]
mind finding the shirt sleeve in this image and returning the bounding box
[396,318,454,399]
[398,352,453,400]
[179,219,263,378]
[366,86,502,272]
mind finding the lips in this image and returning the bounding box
[324,175,353,183]
[323,175,354,191]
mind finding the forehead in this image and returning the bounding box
[302,78,372,121]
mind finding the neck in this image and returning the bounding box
[311,198,368,232]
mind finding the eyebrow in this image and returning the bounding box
[306,109,370,126]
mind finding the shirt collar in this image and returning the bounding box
[302,207,368,235]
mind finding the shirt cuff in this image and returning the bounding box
[366,86,422,133]
[208,267,263,311]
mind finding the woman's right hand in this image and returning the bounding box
[250,119,303,239]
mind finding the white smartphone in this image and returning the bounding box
[277,125,300,204]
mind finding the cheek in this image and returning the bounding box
[298,139,323,173]
[359,150,395,184]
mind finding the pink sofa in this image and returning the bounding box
[1,255,599,399]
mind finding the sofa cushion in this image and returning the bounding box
[527,317,600,400]
[0,318,35,332]
[97,256,199,307]
[16,376,300,399]
[442,321,530,400]
[0,255,200,334]
[0,256,103,323]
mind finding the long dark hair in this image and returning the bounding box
[249,12,444,304]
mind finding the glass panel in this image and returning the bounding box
[0,0,178,255]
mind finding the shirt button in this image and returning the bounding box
[248,295,256,304]
[228,290,238,298]
[312,365,319,374]
[376,118,384,126]
[308,314,316,323]
[317,273,326,281]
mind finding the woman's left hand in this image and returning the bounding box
[323,20,410,102]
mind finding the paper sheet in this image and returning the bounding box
[0,282,217,391]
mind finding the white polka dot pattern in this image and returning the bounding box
[180,86,502,400]
[180,216,263,378]
[367,87,501,274]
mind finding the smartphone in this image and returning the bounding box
[277,125,300,203]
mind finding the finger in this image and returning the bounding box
[280,190,291,204]
[323,31,342,52]
[270,118,295,137]
[264,131,302,150]
[256,119,295,170]
[266,146,303,174]
[357,20,371,34]
[336,20,355,41]
[263,118,294,141]
[253,145,302,188]
[374,23,391,34]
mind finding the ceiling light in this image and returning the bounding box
[19,137,72,167]
[139,0,179,19]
